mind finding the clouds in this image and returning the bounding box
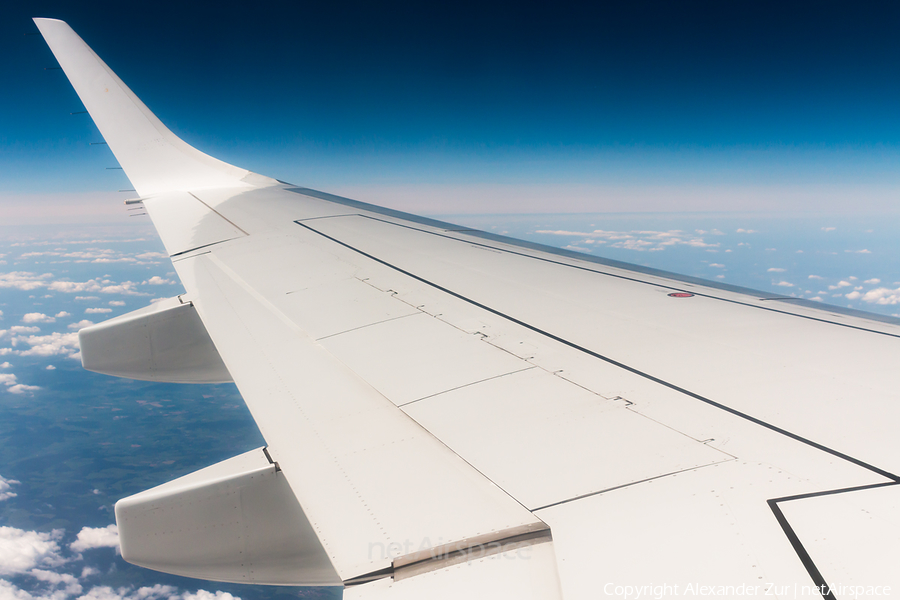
[11,248,165,266]
[0,370,42,394]
[0,272,53,291]
[69,527,118,553]
[84,309,112,315]
[0,523,240,600]
[0,475,19,501]
[0,273,149,297]
[852,286,900,305]
[143,277,175,286]
[22,313,55,324]
[6,332,80,359]
[0,527,66,575]
[47,280,146,297]
[535,229,720,252]
[29,569,84,596]
[7,327,40,335]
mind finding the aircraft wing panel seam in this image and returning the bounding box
[294,219,900,484]
[765,481,900,599]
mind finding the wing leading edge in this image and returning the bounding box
[37,18,900,600]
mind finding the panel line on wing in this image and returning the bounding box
[188,192,250,236]
[313,311,421,341]
[295,219,900,484]
[767,480,900,600]
[398,366,537,407]
[532,460,735,512]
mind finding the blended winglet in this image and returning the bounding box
[33,18,275,197]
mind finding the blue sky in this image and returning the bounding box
[3,1,900,216]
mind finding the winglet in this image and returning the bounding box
[33,18,277,197]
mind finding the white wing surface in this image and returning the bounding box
[37,19,900,599]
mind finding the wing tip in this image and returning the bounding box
[33,17,67,25]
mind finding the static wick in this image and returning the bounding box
[118,189,136,192]
[44,66,62,70]
[106,167,124,170]
[70,110,88,115]
[89,141,108,145]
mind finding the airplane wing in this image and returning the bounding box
[36,18,900,600]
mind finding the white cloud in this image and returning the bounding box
[182,592,240,600]
[0,526,66,575]
[69,526,118,553]
[735,229,757,234]
[864,278,881,285]
[845,291,862,300]
[535,229,719,252]
[9,332,80,358]
[84,309,112,315]
[54,312,71,319]
[73,297,99,302]
[135,252,167,260]
[48,279,146,296]
[773,281,794,287]
[0,511,240,600]
[8,326,41,335]
[143,276,175,286]
[708,263,725,268]
[808,275,824,280]
[0,362,10,369]
[67,321,94,330]
[0,272,53,291]
[767,268,786,273]
[0,475,19,501]
[45,366,56,371]
[29,568,83,596]
[828,281,853,290]
[821,227,836,232]
[108,301,125,307]
[0,310,3,320]
[22,314,55,324]
[858,287,900,305]
[8,384,42,395]
[845,249,872,254]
